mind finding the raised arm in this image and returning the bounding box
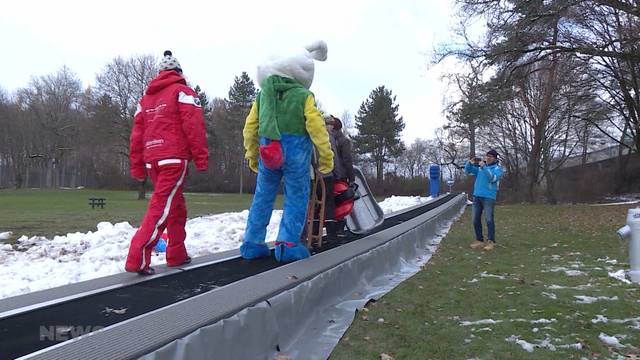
[304,95,333,174]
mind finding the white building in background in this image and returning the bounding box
[562,144,631,168]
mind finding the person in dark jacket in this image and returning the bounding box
[326,115,355,236]
[125,50,208,275]
[464,149,503,251]
[327,115,355,183]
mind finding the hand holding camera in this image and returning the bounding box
[470,157,484,167]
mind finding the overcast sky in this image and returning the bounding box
[1,0,458,143]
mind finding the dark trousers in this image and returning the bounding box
[318,175,335,222]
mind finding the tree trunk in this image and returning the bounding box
[526,16,560,203]
[467,122,477,199]
[137,178,147,200]
[14,172,23,189]
[614,147,631,194]
[545,173,557,205]
[239,155,244,194]
[60,161,66,188]
[468,122,476,159]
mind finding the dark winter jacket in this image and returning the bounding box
[330,130,355,182]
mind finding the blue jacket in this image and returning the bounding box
[465,161,503,200]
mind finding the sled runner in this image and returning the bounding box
[345,167,384,234]
[305,168,326,249]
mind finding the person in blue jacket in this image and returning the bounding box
[465,149,503,251]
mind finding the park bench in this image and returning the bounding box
[88,197,106,209]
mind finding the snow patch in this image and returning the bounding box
[597,257,618,265]
[574,295,618,304]
[0,210,283,300]
[592,200,640,206]
[598,333,624,348]
[608,269,632,284]
[480,271,506,279]
[378,195,431,214]
[460,319,503,326]
[547,283,593,290]
[591,316,640,329]
[506,335,534,352]
[0,231,12,240]
[545,267,587,276]
[507,335,582,353]
[591,315,609,323]
[474,327,493,332]
[0,195,437,300]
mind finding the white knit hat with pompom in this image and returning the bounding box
[159,50,182,73]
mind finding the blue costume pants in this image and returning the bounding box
[241,135,312,262]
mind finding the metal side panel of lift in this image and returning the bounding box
[19,194,466,360]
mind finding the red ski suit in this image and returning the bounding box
[125,70,208,272]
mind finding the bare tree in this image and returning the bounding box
[14,66,83,188]
[474,55,605,202]
[397,138,433,178]
[442,61,495,158]
[95,54,158,198]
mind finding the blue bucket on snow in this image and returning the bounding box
[154,238,167,252]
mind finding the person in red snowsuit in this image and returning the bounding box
[125,50,208,275]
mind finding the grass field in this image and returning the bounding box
[0,189,282,238]
[330,203,640,359]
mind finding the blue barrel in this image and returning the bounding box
[429,164,440,198]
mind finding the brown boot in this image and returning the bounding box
[470,240,484,249]
[483,241,495,251]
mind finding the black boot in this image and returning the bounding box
[336,220,347,237]
[325,221,338,242]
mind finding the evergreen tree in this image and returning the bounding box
[225,72,257,141]
[193,85,211,116]
[222,72,256,192]
[353,86,405,184]
[227,72,257,111]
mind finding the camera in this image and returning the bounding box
[472,157,482,167]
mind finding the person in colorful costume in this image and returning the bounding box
[241,41,333,262]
